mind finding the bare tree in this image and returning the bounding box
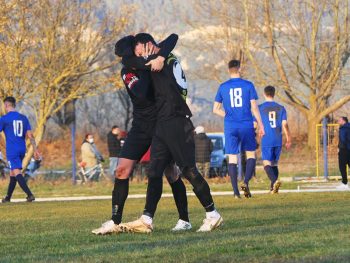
[242,0,350,146]
[0,0,134,166]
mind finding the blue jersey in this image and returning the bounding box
[215,78,258,128]
[259,101,287,147]
[0,111,31,156]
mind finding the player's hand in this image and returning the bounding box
[258,126,265,138]
[146,56,165,71]
[34,150,41,160]
[285,141,292,150]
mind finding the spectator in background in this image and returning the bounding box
[81,134,104,170]
[337,116,350,189]
[107,126,121,179]
[194,126,213,178]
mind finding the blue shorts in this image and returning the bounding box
[261,146,282,162]
[7,153,25,170]
[224,127,257,154]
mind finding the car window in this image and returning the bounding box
[210,137,223,151]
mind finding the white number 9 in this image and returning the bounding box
[269,111,276,128]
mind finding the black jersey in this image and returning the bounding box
[121,67,157,122]
[122,53,192,121]
[151,54,192,121]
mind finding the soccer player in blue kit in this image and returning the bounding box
[213,60,265,198]
[255,86,291,193]
[1,97,40,203]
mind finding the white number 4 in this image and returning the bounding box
[13,120,23,137]
[269,111,276,128]
[229,88,243,108]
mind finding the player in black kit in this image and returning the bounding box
[119,33,223,233]
[92,34,191,235]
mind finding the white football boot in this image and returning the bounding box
[171,219,192,231]
[91,220,120,235]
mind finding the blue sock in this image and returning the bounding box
[16,174,33,196]
[272,166,279,179]
[228,164,240,196]
[244,158,256,185]
[6,177,17,199]
[264,165,277,190]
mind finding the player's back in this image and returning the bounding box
[216,78,258,128]
[151,54,192,121]
[121,67,158,123]
[259,101,287,147]
[0,111,31,155]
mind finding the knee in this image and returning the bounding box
[228,154,238,164]
[182,167,201,183]
[115,165,131,179]
[246,151,256,159]
[164,165,179,184]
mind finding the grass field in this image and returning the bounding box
[0,172,334,199]
[0,192,349,263]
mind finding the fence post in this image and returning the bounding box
[322,118,328,180]
[70,100,77,184]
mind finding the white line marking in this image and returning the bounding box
[5,188,349,203]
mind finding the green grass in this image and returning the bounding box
[0,192,349,262]
[0,172,328,199]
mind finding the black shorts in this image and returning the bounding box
[119,121,155,160]
[150,117,196,169]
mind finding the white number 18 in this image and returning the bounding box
[229,88,243,108]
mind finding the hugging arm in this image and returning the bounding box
[122,33,178,71]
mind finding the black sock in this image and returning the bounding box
[244,159,256,185]
[16,174,33,196]
[6,177,17,199]
[143,177,163,218]
[264,165,277,190]
[111,178,129,224]
[183,167,215,212]
[170,177,189,222]
[228,163,240,196]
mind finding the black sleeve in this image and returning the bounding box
[121,68,151,98]
[158,33,178,58]
[121,33,178,70]
[122,56,152,71]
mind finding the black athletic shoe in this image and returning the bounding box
[1,196,11,203]
[240,183,252,198]
[26,195,35,202]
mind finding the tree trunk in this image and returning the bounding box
[307,116,322,148]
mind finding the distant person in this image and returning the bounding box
[255,86,291,194]
[81,134,104,170]
[337,116,350,189]
[194,126,213,178]
[213,59,264,198]
[107,125,121,179]
[1,97,40,203]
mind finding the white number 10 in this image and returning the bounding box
[268,111,276,128]
[229,88,243,108]
[13,120,23,137]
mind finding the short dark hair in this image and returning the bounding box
[134,33,157,46]
[112,125,119,130]
[264,86,275,97]
[228,60,240,69]
[115,35,135,57]
[4,96,16,107]
[341,116,348,123]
